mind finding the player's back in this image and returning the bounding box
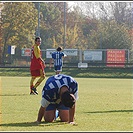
[42,74,71,102]
[30,45,41,70]
[42,74,78,102]
[44,74,77,92]
[52,51,64,66]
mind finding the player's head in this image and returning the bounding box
[35,37,41,45]
[57,46,63,51]
[61,91,76,108]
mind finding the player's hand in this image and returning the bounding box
[69,122,78,125]
[42,60,46,68]
[43,64,46,68]
[34,120,41,124]
[42,60,45,65]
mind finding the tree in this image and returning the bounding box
[87,20,132,50]
[72,2,132,50]
[0,2,3,64]
[64,5,88,49]
[36,2,86,49]
[110,2,132,26]
[82,2,132,26]
[36,2,62,49]
[1,2,38,64]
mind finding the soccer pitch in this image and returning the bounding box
[0,76,132,131]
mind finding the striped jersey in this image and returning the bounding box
[42,74,78,103]
[51,51,66,66]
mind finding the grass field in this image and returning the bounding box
[0,67,132,78]
[0,76,132,131]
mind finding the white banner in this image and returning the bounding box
[11,46,16,55]
[46,49,78,58]
[46,49,56,58]
[64,49,78,56]
[8,45,16,55]
[21,48,31,56]
[84,50,102,61]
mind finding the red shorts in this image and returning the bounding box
[30,69,44,77]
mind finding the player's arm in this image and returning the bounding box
[63,52,67,58]
[41,59,46,68]
[36,97,50,124]
[69,104,76,123]
[34,46,46,67]
[69,81,78,124]
[34,46,41,59]
[36,106,46,124]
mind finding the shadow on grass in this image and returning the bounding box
[0,121,68,127]
[86,109,133,114]
[0,94,29,96]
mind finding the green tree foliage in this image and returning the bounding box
[82,18,98,37]
[64,7,87,49]
[1,2,38,48]
[110,2,132,26]
[1,2,38,63]
[0,2,132,64]
[74,2,132,50]
[38,2,62,49]
[87,20,132,50]
[37,2,86,49]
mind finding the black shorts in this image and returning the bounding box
[46,103,69,111]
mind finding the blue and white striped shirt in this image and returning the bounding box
[42,74,78,103]
[52,51,66,67]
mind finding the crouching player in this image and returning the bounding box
[35,74,78,124]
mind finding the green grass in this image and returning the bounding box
[0,67,132,78]
[0,76,132,131]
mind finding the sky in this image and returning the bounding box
[67,1,84,11]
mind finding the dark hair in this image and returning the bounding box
[61,91,76,108]
[56,46,62,51]
[35,37,41,42]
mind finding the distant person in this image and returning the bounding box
[35,74,78,124]
[30,37,46,95]
[49,46,67,74]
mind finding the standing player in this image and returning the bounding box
[30,37,46,95]
[35,74,78,124]
[49,46,67,74]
